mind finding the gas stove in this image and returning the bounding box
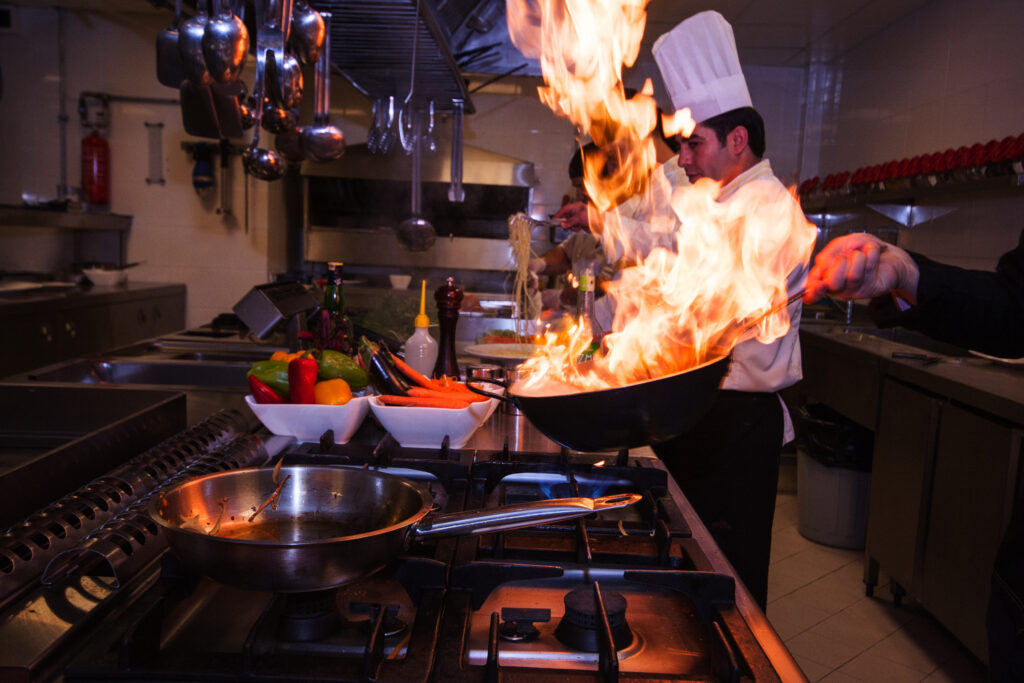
[0,410,802,682]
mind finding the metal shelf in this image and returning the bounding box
[801,172,1024,215]
[0,206,132,232]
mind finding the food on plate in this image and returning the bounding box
[476,328,532,344]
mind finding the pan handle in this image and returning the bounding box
[465,376,512,403]
[409,493,642,540]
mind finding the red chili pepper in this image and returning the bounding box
[248,374,284,404]
[288,354,319,404]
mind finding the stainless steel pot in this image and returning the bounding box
[149,466,640,592]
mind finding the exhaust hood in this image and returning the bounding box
[312,0,543,115]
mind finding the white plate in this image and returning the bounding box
[464,343,541,362]
[245,394,370,443]
[969,349,1024,368]
[368,396,498,449]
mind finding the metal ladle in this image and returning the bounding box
[300,11,344,163]
[395,0,435,251]
[396,111,436,251]
[242,46,285,180]
[289,0,324,65]
[202,0,248,84]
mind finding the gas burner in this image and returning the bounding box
[553,586,632,652]
[278,590,344,642]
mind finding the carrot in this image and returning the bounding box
[378,394,470,409]
[388,353,436,389]
[434,377,492,402]
[408,386,487,403]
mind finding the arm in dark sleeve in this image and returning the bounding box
[869,231,1024,358]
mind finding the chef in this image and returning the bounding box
[558,11,810,609]
[650,11,810,610]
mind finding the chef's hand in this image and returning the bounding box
[540,288,563,311]
[553,201,592,233]
[804,233,920,305]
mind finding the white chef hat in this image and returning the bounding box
[652,11,751,123]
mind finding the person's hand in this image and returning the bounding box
[540,288,563,311]
[553,201,591,232]
[804,233,920,304]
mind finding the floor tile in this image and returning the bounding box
[838,649,928,682]
[769,479,989,683]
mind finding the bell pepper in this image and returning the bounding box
[248,374,284,404]
[317,349,369,390]
[314,378,352,405]
[270,350,303,363]
[288,354,319,404]
[247,360,290,399]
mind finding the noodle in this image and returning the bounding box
[508,213,540,336]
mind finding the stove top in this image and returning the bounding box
[1,412,795,682]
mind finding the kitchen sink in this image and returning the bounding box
[26,359,251,388]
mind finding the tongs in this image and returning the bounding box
[741,289,806,334]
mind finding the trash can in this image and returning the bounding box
[796,404,874,549]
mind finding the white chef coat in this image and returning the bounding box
[716,159,808,444]
[599,158,807,444]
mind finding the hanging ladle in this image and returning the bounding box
[395,0,435,251]
[300,10,345,162]
[242,1,285,181]
[202,0,248,84]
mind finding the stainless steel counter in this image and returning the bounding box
[801,322,1024,425]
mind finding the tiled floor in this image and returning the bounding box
[766,486,990,682]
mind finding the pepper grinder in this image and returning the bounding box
[432,277,463,379]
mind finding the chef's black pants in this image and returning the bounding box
[653,389,784,610]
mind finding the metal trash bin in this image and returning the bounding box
[796,404,874,549]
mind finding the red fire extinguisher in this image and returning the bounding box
[81,130,110,205]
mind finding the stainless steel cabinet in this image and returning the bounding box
[921,404,1021,660]
[0,286,185,378]
[864,377,941,600]
[865,376,1023,663]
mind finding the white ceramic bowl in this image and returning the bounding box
[368,396,498,449]
[82,267,126,287]
[245,394,370,443]
[389,274,412,290]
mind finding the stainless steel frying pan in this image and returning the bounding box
[149,466,640,592]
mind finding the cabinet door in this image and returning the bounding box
[865,377,942,595]
[921,404,1020,662]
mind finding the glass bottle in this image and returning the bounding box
[576,264,600,362]
[323,261,352,353]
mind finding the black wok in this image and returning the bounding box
[468,355,731,452]
[148,466,640,592]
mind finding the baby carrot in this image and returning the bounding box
[408,386,487,403]
[388,353,436,389]
[378,394,470,409]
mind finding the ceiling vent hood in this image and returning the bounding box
[312,0,542,114]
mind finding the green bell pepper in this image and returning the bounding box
[317,349,369,390]
[247,360,291,399]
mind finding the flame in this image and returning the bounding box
[507,0,817,396]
